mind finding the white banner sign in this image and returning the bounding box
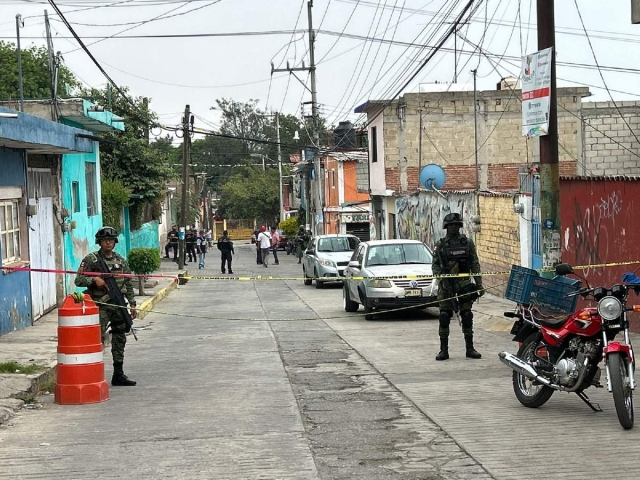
[521,47,552,138]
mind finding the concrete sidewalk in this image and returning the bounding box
[0,261,181,423]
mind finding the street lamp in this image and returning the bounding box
[251,153,284,224]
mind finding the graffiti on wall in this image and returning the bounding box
[564,189,626,277]
[395,191,475,248]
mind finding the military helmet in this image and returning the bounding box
[95,226,119,244]
[298,225,305,231]
[442,213,463,229]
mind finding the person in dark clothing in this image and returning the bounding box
[252,229,262,264]
[185,227,197,263]
[164,225,178,259]
[217,230,235,274]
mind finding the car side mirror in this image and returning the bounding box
[555,263,574,276]
[348,260,361,269]
[307,249,315,256]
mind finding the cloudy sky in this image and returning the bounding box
[0,0,639,136]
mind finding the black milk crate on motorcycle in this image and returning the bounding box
[529,276,581,314]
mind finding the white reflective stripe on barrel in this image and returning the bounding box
[58,314,100,327]
[57,352,103,365]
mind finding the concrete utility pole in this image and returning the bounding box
[418,109,423,173]
[178,104,191,270]
[633,0,640,23]
[276,112,284,223]
[472,68,479,193]
[272,0,320,233]
[44,10,58,121]
[537,0,561,269]
[15,15,24,112]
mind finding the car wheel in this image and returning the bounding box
[315,269,324,289]
[360,290,375,321]
[303,268,312,286]
[343,284,359,312]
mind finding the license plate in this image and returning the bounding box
[405,288,422,297]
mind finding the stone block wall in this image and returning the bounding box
[581,101,640,175]
[476,194,521,296]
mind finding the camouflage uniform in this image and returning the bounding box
[294,227,310,262]
[75,250,135,364]
[432,213,483,360]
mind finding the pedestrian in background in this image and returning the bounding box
[196,230,208,269]
[164,225,178,260]
[186,227,197,264]
[294,225,310,264]
[270,227,280,265]
[252,228,262,265]
[257,226,272,268]
[217,229,235,274]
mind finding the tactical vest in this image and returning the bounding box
[86,252,128,300]
[440,236,471,274]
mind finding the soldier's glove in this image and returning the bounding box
[476,284,485,298]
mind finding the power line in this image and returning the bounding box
[572,0,640,147]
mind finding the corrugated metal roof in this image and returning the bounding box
[560,175,640,181]
[326,151,368,163]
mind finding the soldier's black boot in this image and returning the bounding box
[436,338,449,361]
[465,336,482,359]
[112,362,137,386]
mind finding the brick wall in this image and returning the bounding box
[377,87,586,191]
[582,101,640,175]
[476,195,521,296]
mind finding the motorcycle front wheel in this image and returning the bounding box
[512,333,555,408]
[608,352,634,429]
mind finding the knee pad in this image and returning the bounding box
[439,310,452,324]
[460,310,474,329]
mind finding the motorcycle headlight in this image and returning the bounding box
[598,296,623,321]
[318,258,335,267]
[369,279,392,288]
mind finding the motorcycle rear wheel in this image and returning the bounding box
[513,333,555,408]
[608,352,634,430]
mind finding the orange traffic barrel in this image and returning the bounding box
[54,294,109,404]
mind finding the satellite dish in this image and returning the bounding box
[420,164,446,190]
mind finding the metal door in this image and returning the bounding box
[532,176,542,270]
[28,169,57,320]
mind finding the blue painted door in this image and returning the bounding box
[532,176,542,270]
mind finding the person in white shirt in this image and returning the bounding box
[257,226,272,268]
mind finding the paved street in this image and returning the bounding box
[1,244,639,479]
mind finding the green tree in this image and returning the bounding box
[83,87,176,229]
[0,41,79,100]
[217,167,279,222]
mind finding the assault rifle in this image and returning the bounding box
[94,256,137,341]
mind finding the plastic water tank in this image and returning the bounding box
[333,121,356,150]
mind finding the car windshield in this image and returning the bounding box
[366,243,432,266]
[317,237,359,252]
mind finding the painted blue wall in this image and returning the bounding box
[60,143,104,294]
[0,147,32,335]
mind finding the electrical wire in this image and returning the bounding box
[572,0,640,147]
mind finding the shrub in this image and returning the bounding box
[279,217,298,237]
[101,179,130,230]
[127,248,161,295]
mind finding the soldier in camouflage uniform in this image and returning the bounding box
[75,227,137,386]
[432,213,484,361]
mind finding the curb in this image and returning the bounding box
[136,278,179,321]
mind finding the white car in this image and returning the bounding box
[302,234,360,288]
[343,239,439,320]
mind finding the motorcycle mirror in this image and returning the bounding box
[555,263,574,276]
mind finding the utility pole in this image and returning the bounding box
[418,109,423,173]
[44,10,58,121]
[537,0,560,269]
[276,112,284,223]
[472,68,479,193]
[15,15,24,112]
[178,104,191,270]
[272,0,320,233]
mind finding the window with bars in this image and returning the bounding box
[85,162,97,216]
[0,200,21,265]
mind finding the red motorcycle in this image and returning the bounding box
[499,263,638,429]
